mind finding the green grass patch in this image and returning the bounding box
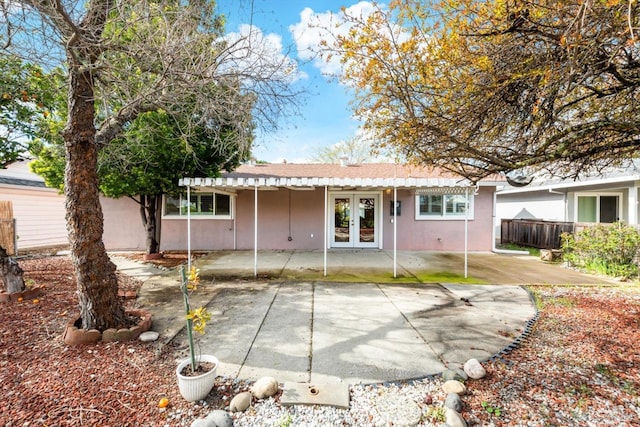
[281,269,486,284]
[496,243,541,257]
[415,271,487,284]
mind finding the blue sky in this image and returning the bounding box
[215,0,377,163]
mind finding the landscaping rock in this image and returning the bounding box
[463,358,486,379]
[442,380,467,395]
[445,407,467,427]
[442,368,468,382]
[445,392,463,412]
[139,331,160,342]
[229,391,252,412]
[190,418,215,427]
[251,376,279,399]
[205,409,233,427]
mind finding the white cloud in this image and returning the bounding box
[221,24,308,83]
[289,2,382,77]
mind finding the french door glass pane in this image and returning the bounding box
[359,197,375,242]
[334,198,350,243]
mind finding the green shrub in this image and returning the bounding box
[561,222,640,279]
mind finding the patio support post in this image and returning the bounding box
[393,184,397,278]
[323,185,327,276]
[254,184,258,278]
[464,187,469,279]
[187,185,191,271]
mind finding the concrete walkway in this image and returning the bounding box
[112,250,610,385]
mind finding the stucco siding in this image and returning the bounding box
[234,189,325,250]
[382,187,494,251]
[102,196,146,250]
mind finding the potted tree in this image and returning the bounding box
[176,264,218,402]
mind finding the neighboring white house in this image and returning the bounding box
[0,160,68,252]
[496,166,640,230]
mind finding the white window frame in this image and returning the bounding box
[163,191,234,220]
[415,192,474,220]
[574,192,622,223]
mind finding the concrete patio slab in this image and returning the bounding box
[111,249,613,387]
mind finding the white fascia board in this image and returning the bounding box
[498,174,640,195]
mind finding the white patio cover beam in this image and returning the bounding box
[179,177,470,190]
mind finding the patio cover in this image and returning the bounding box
[179,163,482,278]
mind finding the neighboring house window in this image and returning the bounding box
[164,192,233,219]
[576,193,620,223]
[415,192,474,220]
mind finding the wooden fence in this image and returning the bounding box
[0,201,16,255]
[501,218,576,249]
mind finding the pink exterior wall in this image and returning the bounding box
[101,196,146,250]
[381,187,495,251]
[101,186,496,252]
[234,189,325,250]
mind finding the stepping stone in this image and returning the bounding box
[281,382,350,409]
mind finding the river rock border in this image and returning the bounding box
[62,309,152,345]
[432,287,541,426]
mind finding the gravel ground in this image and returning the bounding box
[1,254,639,426]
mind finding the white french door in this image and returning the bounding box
[330,193,380,248]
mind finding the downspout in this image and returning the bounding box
[548,188,568,221]
[492,189,529,255]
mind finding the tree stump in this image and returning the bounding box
[0,245,26,293]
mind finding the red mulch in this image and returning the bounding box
[1,255,639,426]
[0,255,246,426]
[465,286,640,426]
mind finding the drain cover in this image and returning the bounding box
[281,382,350,409]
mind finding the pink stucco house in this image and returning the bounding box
[102,163,502,253]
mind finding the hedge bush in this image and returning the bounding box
[561,222,640,279]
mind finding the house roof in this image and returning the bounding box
[180,163,502,191]
[497,168,640,195]
[0,161,47,189]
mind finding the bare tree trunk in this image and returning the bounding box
[0,245,25,293]
[139,194,161,255]
[63,58,127,331]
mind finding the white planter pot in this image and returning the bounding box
[176,354,219,402]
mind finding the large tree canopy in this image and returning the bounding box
[0,54,54,168]
[31,105,251,255]
[1,0,300,331]
[327,0,640,181]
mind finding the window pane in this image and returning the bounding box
[577,196,597,222]
[215,193,231,215]
[199,194,214,215]
[183,194,198,215]
[359,197,375,243]
[165,196,181,215]
[446,195,467,215]
[599,196,618,223]
[419,195,442,215]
